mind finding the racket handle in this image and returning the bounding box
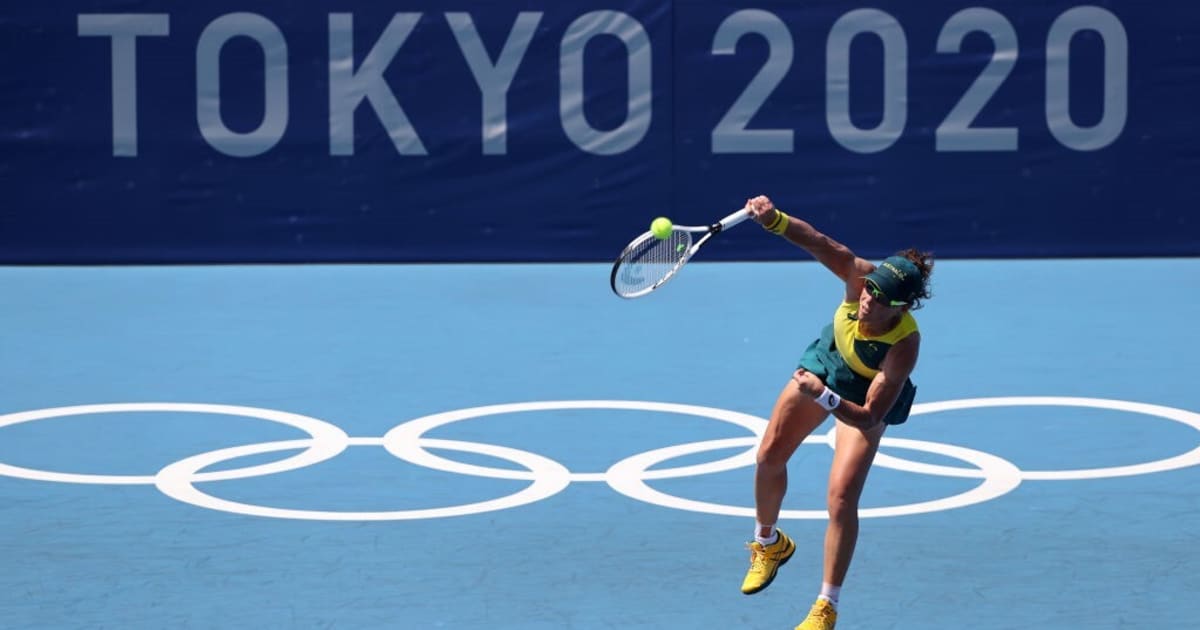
[716,207,752,231]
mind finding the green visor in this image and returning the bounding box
[863,256,922,306]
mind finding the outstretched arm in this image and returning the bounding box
[746,195,874,300]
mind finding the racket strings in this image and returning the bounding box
[614,230,691,295]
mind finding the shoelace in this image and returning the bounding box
[745,542,768,571]
[796,601,836,630]
[809,602,836,621]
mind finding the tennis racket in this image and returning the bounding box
[609,207,752,298]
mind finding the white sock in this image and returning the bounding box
[818,583,841,609]
[754,522,777,546]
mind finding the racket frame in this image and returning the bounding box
[610,207,751,298]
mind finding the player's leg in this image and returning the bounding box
[741,382,829,595]
[795,418,886,629]
[824,418,885,585]
[755,383,830,530]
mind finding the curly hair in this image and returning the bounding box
[895,247,934,309]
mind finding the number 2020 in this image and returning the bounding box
[712,6,1128,154]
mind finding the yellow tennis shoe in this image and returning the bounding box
[795,597,838,630]
[739,529,795,594]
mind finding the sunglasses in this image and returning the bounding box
[864,279,908,307]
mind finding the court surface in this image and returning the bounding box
[1,258,1198,629]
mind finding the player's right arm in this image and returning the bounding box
[746,195,874,300]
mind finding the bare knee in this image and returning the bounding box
[756,440,792,473]
[826,487,860,524]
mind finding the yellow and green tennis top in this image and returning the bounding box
[796,301,920,425]
[832,300,919,379]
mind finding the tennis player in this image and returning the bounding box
[738,195,933,630]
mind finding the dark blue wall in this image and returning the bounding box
[2,1,1196,263]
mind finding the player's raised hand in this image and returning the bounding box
[746,195,778,225]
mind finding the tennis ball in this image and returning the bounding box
[650,217,673,240]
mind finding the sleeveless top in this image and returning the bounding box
[831,301,919,380]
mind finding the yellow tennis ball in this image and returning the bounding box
[650,217,673,240]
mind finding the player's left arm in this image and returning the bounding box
[826,333,921,429]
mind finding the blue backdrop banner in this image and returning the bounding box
[2,1,1196,262]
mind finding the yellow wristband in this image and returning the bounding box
[768,210,790,235]
[763,209,783,231]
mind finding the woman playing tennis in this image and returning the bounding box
[738,195,934,630]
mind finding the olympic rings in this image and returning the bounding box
[865,397,1200,480]
[157,437,572,521]
[381,400,767,482]
[0,403,348,485]
[0,397,1196,521]
[605,434,1023,519]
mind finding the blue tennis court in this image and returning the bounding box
[2,258,1197,629]
[6,1,1200,628]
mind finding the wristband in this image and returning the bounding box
[814,386,841,411]
[764,209,790,235]
[763,209,783,231]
